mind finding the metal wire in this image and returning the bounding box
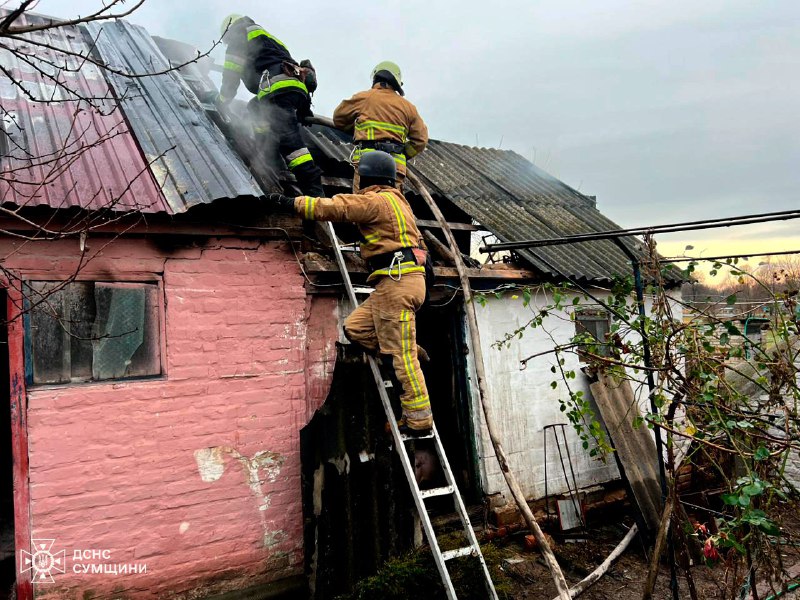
[661,249,800,263]
[480,209,800,252]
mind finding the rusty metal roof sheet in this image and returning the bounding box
[87,19,263,213]
[0,11,262,215]
[0,11,166,213]
[304,128,641,284]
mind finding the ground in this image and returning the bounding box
[339,503,800,600]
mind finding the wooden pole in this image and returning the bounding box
[642,490,676,599]
[405,170,571,599]
[550,524,639,600]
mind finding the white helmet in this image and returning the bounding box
[220,14,244,39]
[371,60,404,95]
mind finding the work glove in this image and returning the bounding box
[298,103,313,123]
[263,193,296,214]
[300,59,317,94]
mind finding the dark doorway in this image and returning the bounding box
[0,289,14,599]
[416,301,480,500]
[301,298,479,599]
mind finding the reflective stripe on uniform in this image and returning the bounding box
[246,25,287,48]
[286,148,313,170]
[381,192,412,247]
[354,119,408,142]
[223,60,244,73]
[368,261,425,279]
[362,232,381,245]
[400,309,429,410]
[353,146,406,168]
[302,196,318,220]
[257,78,308,99]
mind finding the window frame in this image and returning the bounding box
[22,273,167,387]
[573,306,613,361]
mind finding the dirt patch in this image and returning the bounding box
[338,504,800,600]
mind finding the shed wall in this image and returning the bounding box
[2,235,317,598]
[472,291,621,500]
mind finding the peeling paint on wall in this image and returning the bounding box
[194,446,286,547]
[194,447,226,482]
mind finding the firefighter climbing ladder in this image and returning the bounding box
[324,221,498,600]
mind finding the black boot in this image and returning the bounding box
[293,161,324,197]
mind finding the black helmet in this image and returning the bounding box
[358,151,396,181]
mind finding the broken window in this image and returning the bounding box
[574,308,612,359]
[27,281,162,385]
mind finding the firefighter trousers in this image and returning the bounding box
[343,272,433,430]
[256,92,324,197]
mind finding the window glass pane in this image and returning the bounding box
[575,309,612,359]
[29,282,68,384]
[127,285,162,378]
[66,282,95,380]
[27,280,161,385]
[92,284,146,381]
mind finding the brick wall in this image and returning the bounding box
[3,235,321,598]
[303,297,339,422]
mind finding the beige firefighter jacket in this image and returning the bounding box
[293,185,425,280]
[332,84,429,176]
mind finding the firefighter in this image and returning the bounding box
[263,151,433,434]
[216,14,323,196]
[333,61,428,190]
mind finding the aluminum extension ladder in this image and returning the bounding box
[324,222,498,600]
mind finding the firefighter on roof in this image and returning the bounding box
[264,151,434,434]
[216,14,323,196]
[333,61,428,190]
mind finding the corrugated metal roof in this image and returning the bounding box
[0,11,165,213]
[0,11,263,215]
[304,129,643,284]
[414,141,641,283]
[1,11,656,283]
[87,20,263,213]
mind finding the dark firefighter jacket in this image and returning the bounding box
[219,17,303,103]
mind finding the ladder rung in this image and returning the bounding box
[400,431,435,441]
[420,485,454,499]
[442,546,477,561]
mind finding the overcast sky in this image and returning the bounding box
[38,0,800,262]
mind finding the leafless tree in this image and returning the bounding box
[0,0,218,315]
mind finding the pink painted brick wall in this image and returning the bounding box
[2,235,326,598]
[303,297,339,422]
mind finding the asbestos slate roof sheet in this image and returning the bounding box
[304,128,643,284]
[2,10,659,284]
[414,141,643,284]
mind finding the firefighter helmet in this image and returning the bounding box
[358,151,397,181]
[371,61,404,96]
[220,14,244,39]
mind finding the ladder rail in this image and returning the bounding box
[430,420,498,596]
[323,221,498,600]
